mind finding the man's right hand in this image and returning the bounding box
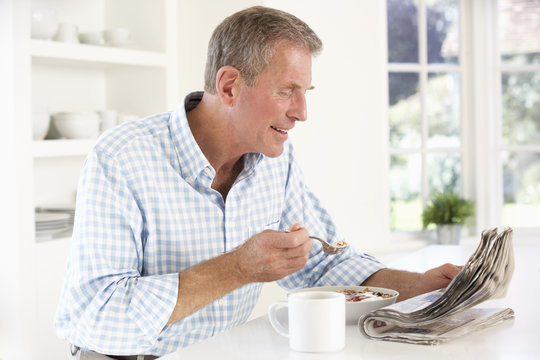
[234,223,313,283]
[167,223,312,325]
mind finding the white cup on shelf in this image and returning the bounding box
[53,23,79,43]
[268,291,345,353]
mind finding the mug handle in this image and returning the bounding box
[267,301,289,337]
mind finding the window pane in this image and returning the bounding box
[427,0,460,64]
[426,72,461,147]
[387,0,419,63]
[502,151,540,227]
[390,154,422,230]
[389,72,421,148]
[501,71,540,145]
[427,153,461,196]
[499,0,540,65]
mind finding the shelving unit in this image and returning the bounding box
[29,0,178,227]
[10,1,179,358]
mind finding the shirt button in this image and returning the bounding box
[185,176,192,183]
[218,299,225,305]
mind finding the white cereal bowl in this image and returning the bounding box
[31,9,58,40]
[52,111,100,139]
[294,286,398,324]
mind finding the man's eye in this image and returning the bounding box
[278,90,293,98]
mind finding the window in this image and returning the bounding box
[387,0,540,237]
[387,0,462,232]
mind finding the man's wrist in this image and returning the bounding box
[224,249,253,286]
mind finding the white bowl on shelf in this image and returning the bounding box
[33,111,51,140]
[103,28,131,46]
[31,9,58,40]
[79,32,103,45]
[52,111,100,139]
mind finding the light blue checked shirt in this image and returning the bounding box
[54,92,384,356]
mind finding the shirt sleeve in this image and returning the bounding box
[276,144,386,290]
[56,148,179,354]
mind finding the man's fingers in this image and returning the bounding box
[281,238,313,259]
[271,227,309,249]
[236,226,313,282]
[289,223,302,232]
[281,252,310,272]
[438,263,463,279]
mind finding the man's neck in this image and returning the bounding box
[186,93,245,200]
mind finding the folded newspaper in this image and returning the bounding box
[359,227,515,345]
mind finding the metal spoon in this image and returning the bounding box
[284,231,348,255]
[309,236,348,255]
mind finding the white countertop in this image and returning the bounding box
[161,245,540,360]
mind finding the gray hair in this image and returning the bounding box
[204,6,323,94]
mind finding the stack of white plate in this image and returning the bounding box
[36,206,75,225]
[35,211,72,239]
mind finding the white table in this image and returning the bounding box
[161,245,540,360]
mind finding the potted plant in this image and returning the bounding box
[422,191,475,244]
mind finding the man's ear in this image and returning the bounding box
[215,66,241,106]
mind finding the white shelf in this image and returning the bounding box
[30,39,167,68]
[33,139,96,158]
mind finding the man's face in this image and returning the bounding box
[232,42,313,158]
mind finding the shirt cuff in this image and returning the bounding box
[316,253,386,286]
[128,272,179,342]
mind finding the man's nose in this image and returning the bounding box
[286,93,307,122]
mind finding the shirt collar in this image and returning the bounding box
[170,92,212,183]
[243,152,264,176]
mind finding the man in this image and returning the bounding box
[54,6,460,359]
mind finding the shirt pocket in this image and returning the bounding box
[248,218,281,238]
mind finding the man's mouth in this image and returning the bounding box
[270,125,289,134]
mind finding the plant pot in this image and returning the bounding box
[436,224,461,245]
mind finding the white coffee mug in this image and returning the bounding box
[268,291,345,352]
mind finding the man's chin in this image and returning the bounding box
[262,145,285,158]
